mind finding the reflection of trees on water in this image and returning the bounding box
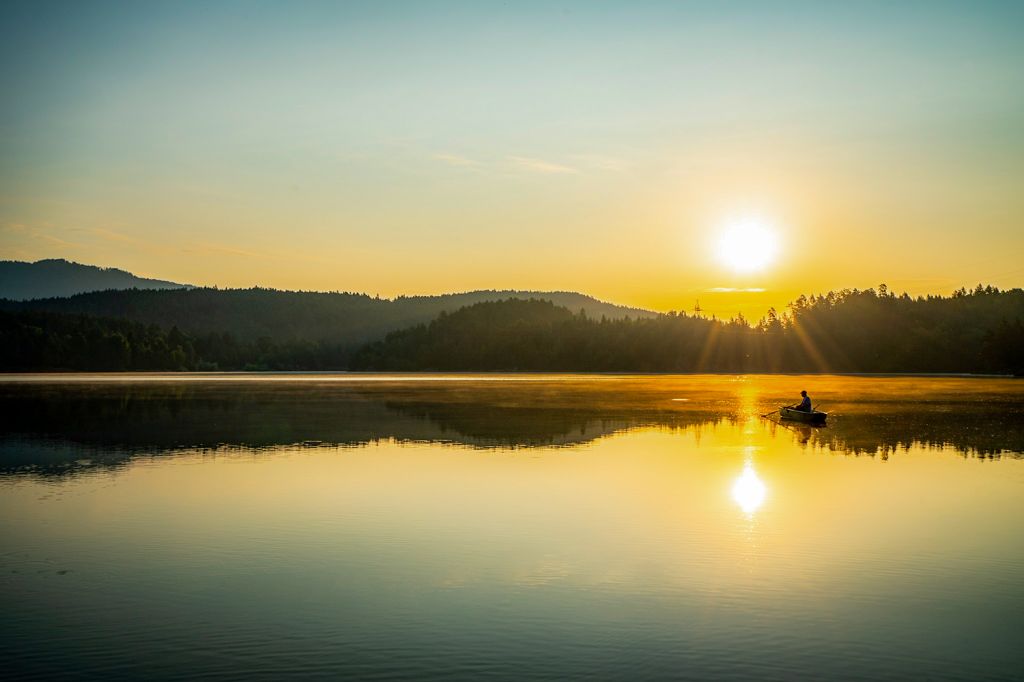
[0,382,723,476]
[1,381,1021,476]
[381,401,720,448]
[771,404,1024,459]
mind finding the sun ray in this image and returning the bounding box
[693,320,722,372]
[787,317,833,373]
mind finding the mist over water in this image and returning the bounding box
[2,375,1023,680]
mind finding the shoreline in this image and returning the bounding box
[0,370,1019,381]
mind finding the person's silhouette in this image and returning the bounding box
[795,390,811,412]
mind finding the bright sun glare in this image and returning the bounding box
[716,220,780,273]
[732,465,767,514]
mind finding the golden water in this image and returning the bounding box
[2,374,1022,680]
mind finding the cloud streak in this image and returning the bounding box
[180,242,269,259]
[434,151,627,177]
[570,154,629,171]
[2,222,84,250]
[507,156,578,175]
[708,287,767,293]
[433,153,479,167]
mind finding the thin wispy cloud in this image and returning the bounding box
[2,222,83,250]
[180,242,270,259]
[708,287,767,293]
[88,227,145,245]
[179,241,347,268]
[78,226,183,257]
[434,152,614,176]
[434,153,479,167]
[507,156,578,175]
[570,154,629,171]
[86,228,306,263]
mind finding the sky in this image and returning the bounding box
[2,0,1023,320]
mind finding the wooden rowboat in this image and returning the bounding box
[779,407,827,424]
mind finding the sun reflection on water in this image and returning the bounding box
[732,464,767,514]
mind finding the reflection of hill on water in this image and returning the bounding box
[0,381,725,475]
[383,401,718,448]
[2,377,1022,476]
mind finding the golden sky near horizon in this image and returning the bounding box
[2,2,1023,321]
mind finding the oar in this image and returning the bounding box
[760,408,780,418]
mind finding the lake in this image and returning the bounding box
[2,374,1023,681]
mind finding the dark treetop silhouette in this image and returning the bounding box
[1,283,1022,374]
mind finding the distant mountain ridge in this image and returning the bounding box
[393,289,655,320]
[1,287,654,344]
[2,279,1021,375]
[0,254,655,342]
[0,262,656,347]
[0,259,190,300]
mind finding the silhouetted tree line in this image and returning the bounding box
[0,286,650,345]
[3,284,1022,374]
[0,310,353,371]
[351,286,1024,374]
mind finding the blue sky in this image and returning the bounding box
[2,1,1023,316]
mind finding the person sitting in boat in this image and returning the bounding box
[794,390,812,412]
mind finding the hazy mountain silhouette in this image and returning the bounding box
[3,283,1022,374]
[0,259,190,300]
[0,280,655,346]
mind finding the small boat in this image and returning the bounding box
[779,407,827,424]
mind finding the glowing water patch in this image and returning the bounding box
[732,464,767,514]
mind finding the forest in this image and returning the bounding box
[0,286,652,344]
[351,286,1024,374]
[0,310,352,372]
[1,285,1022,374]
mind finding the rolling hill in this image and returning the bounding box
[1,280,656,346]
[0,259,189,300]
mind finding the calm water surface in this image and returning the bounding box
[2,374,1023,680]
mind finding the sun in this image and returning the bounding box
[716,220,780,273]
